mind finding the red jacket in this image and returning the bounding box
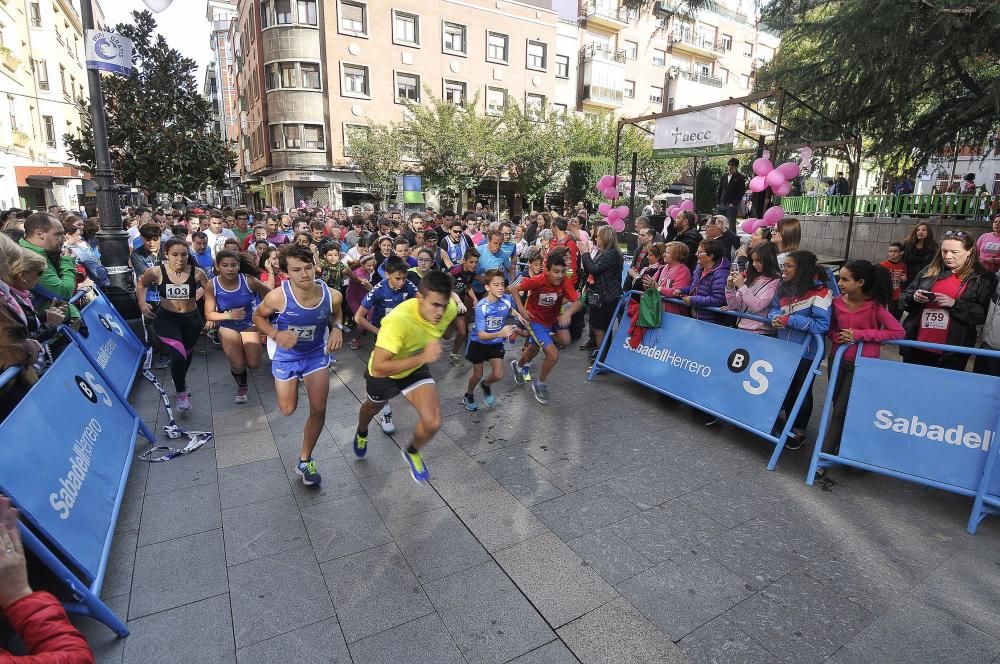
[1,592,94,664]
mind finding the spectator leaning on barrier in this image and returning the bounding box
[973,275,1000,377]
[18,212,78,317]
[901,229,995,371]
[901,222,937,289]
[579,225,624,358]
[976,214,1000,273]
[726,242,781,334]
[768,250,832,449]
[655,242,692,317]
[680,239,730,325]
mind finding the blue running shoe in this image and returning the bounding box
[353,431,368,458]
[481,380,496,407]
[295,459,322,486]
[463,394,478,411]
[401,448,430,483]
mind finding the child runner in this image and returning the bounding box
[463,269,527,411]
[346,254,376,350]
[820,260,903,464]
[202,250,272,403]
[252,245,344,485]
[880,242,907,320]
[353,270,458,483]
[354,256,419,435]
[448,247,480,366]
[135,237,210,412]
[768,250,832,449]
[508,250,581,405]
[408,248,435,288]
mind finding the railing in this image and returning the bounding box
[780,193,1000,220]
[586,0,628,23]
[578,43,626,64]
[669,29,726,54]
[673,67,724,88]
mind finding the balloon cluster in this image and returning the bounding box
[595,175,628,232]
[739,147,812,234]
[740,205,786,234]
[666,199,695,221]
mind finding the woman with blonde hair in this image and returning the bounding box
[772,217,802,269]
[580,224,624,355]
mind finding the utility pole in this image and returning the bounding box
[80,0,139,322]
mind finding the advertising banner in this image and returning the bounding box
[601,310,803,434]
[74,289,145,395]
[653,106,738,158]
[0,343,137,582]
[838,356,1000,494]
[85,30,133,76]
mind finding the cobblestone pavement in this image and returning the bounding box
[74,336,1000,664]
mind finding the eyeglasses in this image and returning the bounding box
[417,258,432,264]
[944,230,970,239]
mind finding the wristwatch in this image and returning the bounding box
[333,323,345,331]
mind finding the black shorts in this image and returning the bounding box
[465,340,505,364]
[364,365,434,403]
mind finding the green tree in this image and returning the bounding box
[345,124,406,207]
[566,157,613,209]
[497,103,568,207]
[64,10,234,197]
[695,161,727,213]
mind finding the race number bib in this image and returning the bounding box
[486,315,504,331]
[164,283,190,300]
[288,325,316,341]
[920,308,949,330]
[538,292,558,307]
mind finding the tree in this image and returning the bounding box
[695,161,727,213]
[65,10,234,197]
[345,124,407,207]
[566,157,613,209]
[497,103,569,207]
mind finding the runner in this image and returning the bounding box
[508,250,581,405]
[463,269,526,411]
[353,256,418,434]
[448,247,479,365]
[352,270,458,483]
[135,237,211,412]
[202,250,272,403]
[252,245,344,486]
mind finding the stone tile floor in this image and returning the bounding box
[70,337,1000,664]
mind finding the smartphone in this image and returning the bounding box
[918,290,936,302]
[736,255,749,272]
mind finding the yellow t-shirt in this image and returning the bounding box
[368,297,458,379]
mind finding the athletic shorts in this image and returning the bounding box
[465,340,505,364]
[527,321,568,349]
[364,365,433,403]
[271,352,331,382]
[219,320,255,333]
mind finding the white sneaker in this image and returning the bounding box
[378,405,395,434]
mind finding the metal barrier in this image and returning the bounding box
[781,193,998,220]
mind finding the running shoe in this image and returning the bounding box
[349,337,362,350]
[234,385,248,404]
[377,406,396,434]
[463,394,478,411]
[520,363,532,383]
[295,458,322,486]
[784,431,807,451]
[530,379,549,405]
[401,448,430,483]
[207,328,220,345]
[481,380,496,407]
[176,391,192,411]
[153,354,171,370]
[511,360,524,385]
[353,431,368,458]
[449,353,464,367]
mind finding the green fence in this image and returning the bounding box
[780,194,999,220]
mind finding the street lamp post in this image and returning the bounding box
[80,0,140,322]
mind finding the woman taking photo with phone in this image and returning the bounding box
[901,230,994,370]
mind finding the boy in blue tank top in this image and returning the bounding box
[253,245,344,486]
[463,269,527,411]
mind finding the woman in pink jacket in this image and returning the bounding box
[654,242,692,316]
[725,242,781,333]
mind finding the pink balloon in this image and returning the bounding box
[603,187,619,200]
[740,219,756,234]
[774,180,793,197]
[598,202,612,215]
[749,176,768,193]
[752,158,773,176]
[606,208,621,221]
[597,175,614,190]
[762,205,786,225]
[610,217,626,232]
[669,207,680,220]
[764,217,779,228]
[752,219,769,232]
[679,199,694,212]
[615,205,629,217]
[766,169,786,189]
[777,162,800,179]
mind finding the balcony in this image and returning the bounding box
[668,29,725,59]
[1,48,20,72]
[584,0,628,31]
[578,43,626,65]
[672,67,724,88]
[580,44,626,109]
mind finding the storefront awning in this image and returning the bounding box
[15,166,90,187]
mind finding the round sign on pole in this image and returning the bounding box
[142,0,174,11]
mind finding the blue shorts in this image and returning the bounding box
[271,352,331,382]
[527,321,568,349]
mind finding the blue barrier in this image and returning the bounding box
[808,339,1000,534]
[590,290,824,470]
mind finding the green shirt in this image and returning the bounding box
[18,238,79,317]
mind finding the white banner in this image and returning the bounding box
[653,106,738,157]
[85,31,133,77]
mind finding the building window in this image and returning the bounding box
[342,63,369,96]
[296,0,317,25]
[270,124,282,149]
[553,102,567,116]
[301,62,321,89]
[302,124,324,149]
[649,86,662,104]
[343,123,366,156]
[667,97,675,111]
[42,115,55,147]
[339,1,366,35]
[7,95,16,130]
[265,64,278,89]
[624,40,638,60]
[743,41,753,57]
[395,72,420,103]
[29,2,41,26]
[555,54,569,79]
[652,48,665,66]
[739,73,750,89]
[59,65,66,93]
[526,40,546,70]
[487,32,508,64]
[260,0,271,28]
[279,62,297,88]
[443,22,466,55]
[393,11,419,46]
[525,93,545,120]
[444,79,466,104]
[624,79,635,98]
[283,124,301,148]
[35,60,48,90]
[721,33,732,50]
[486,86,507,115]
[274,0,293,24]
[718,67,729,84]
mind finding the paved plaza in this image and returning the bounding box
[73,338,1000,664]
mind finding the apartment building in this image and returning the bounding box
[0,0,92,210]
[208,0,239,144]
